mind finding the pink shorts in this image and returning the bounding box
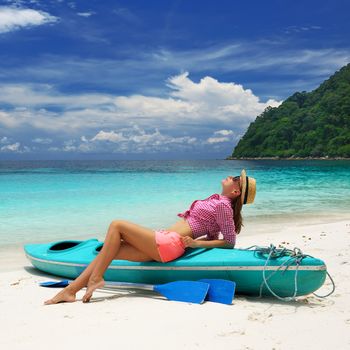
[155,230,185,263]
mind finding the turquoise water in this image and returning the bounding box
[0,160,349,245]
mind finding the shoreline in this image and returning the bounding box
[1,216,349,349]
[226,156,350,160]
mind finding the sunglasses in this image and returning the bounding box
[230,176,241,188]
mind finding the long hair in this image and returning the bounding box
[231,197,243,234]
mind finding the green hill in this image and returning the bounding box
[230,63,350,158]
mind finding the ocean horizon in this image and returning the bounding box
[1,159,349,246]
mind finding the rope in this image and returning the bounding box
[243,244,335,301]
[312,271,336,298]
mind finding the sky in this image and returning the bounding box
[0,0,349,160]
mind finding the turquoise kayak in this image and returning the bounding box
[24,239,327,297]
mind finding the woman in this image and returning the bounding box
[45,169,256,305]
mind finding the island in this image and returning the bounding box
[228,63,350,159]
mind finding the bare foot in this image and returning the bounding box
[44,286,77,305]
[82,277,105,303]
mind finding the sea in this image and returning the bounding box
[0,159,349,247]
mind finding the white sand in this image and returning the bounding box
[1,219,350,350]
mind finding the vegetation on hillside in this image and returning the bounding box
[231,63,350,158]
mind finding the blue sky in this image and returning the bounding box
[0,0,349,160]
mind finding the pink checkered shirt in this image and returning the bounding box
[177,193,236,246]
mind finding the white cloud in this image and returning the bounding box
[126,128,197,146]
[214,130,234,136]
[148,45,350,78]
[110,72,281,130]
[0,73,281,155]
[284,25,322,34]
[0,110,19,128]
[206,130,235,144]
[88,127,197,151]
[115,95,195,119]
[1,44,348,106]
[167,72,281,122]
[0,136,10,144]
[62,139,76,152]
[77,12,95,17]
[67,2,76,10]
[46,126,198,154]
[207,137,230,144]
[0,74,281,135]
[0,140,31,153]
[48,146,60,152]
[91,130,127,143]
[32,137,52,144]
[1,142,20,152]
[0,84,114,108]
[0,7,58,33]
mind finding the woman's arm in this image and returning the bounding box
[182,236,234,249]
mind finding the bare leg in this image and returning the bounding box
[44,221,160,304]
[82,220,161,302]
[44,256,100,305]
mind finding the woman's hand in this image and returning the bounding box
[181,236,198,248]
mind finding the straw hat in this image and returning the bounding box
[240,169,256,205]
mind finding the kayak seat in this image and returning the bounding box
[95,243,103,253]
[49,241,81,251]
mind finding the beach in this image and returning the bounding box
[1,217,349,350]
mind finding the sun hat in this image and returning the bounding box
[240,169,256,205]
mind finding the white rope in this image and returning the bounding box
[244,244,335,301]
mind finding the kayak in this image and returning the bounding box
[24,238,327,297]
